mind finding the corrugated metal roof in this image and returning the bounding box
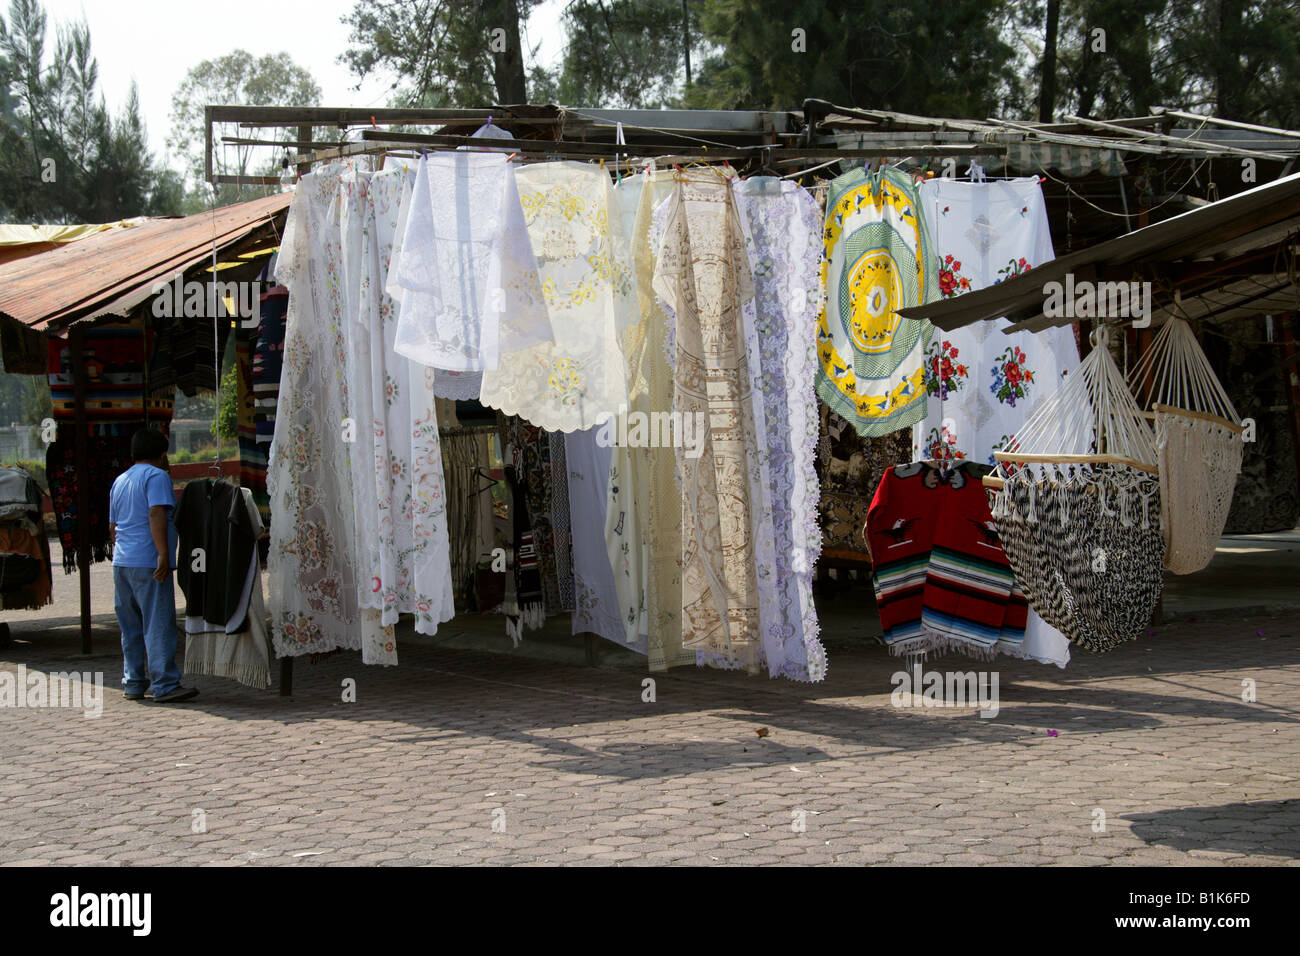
[0,191,290,334]
[898,171,1300,333]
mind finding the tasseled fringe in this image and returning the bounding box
[183,658,272,689]
[59,542,112,574]
[505,601,546,648]
[1,589,54,611]
[888,631,1001,664]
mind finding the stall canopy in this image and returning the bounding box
[0,222,128,266]
[0,192,289,336]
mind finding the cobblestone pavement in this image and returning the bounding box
[1,603,1297,866]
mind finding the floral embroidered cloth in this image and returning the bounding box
[815,166,936,437]
[635,169,695,671]
[565,428,639,650]
[391,152,551,374]
[653,175,762,669]
[338,169,394,666]
[911,178,1076,465]
[911,177,1075,669]
[602,172,651,647]
[346,164,456,649]
[270,163,385,661]
[480,161,637,432]
[733,177,827,682]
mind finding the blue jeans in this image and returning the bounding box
[114,565,182,697]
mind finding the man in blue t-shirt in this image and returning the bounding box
[108,429,198,703]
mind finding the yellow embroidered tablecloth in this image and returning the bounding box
[815,166,936,437]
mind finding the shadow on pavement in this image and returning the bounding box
[1124,799,1300,858]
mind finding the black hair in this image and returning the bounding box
[130,428,169,462]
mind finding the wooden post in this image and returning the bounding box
[70,325,92,654]
[1278,313,1300,497]
[297,125,313,177]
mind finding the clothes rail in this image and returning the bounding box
[295,138,750,170]
[358,128,753,159]
[293,137,1009,180]
[439,425,500,437]
[356,129,1009,160]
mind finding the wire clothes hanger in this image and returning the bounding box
[470,468,499,498]
[672,146,733,184]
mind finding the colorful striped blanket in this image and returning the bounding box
[866,461,1026,660]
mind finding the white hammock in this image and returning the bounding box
[987,326,1164,652]
[1126,316,1243,575]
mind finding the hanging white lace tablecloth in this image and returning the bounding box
[391,152,551,373]
[635,170,695,671]
[269,164,386,662]
[733,177,828,682]
[565,428,640,651]
[353,164,457,641]
[602,172,649,646]
[338,170,397,665]
[653,176,762,671]
[479,161,636,432]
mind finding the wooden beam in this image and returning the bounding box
[210,175,283,186]
[1151,403,1244,432]
[1063,113,1289,161]
[204,105,213,189]
[208,105,579,128]
[1153,108,1300,141]
[220,137,346,150]
[993,451,1158,473]
[296,125,312,179]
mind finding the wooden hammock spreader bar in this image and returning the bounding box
[992,451,1160,474]
[1150,402,1245,433]
[980,473,1151,491]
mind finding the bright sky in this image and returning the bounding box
[35,0,568,170]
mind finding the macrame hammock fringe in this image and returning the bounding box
[985,326,1164,652]
[1126,315,1244,575]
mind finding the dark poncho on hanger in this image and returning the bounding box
[175,478,258,634]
